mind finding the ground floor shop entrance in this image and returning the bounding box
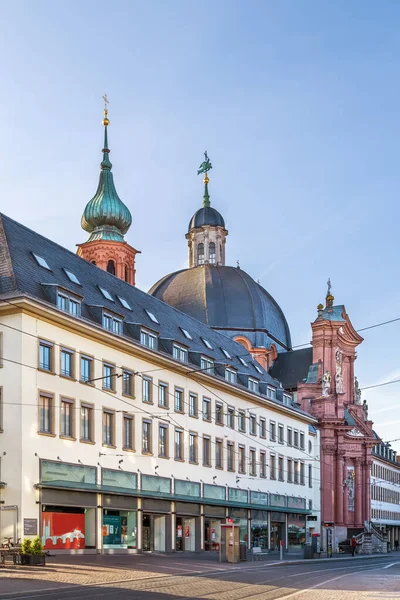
[142,514,167,552]
[176,517,196,551]
[204,518,223,551]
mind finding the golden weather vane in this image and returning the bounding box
[102,94,110,126]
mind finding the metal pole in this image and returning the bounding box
[280,539,283,561]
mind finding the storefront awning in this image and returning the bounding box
[34,481,312,515]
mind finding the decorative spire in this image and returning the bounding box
[197,151,212,208]
[326,277,334,309]
[81,96,132,242]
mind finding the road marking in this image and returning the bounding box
[383,562,400,569]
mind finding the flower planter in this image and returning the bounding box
[20,554,46,566]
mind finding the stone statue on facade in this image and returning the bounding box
[322,370,331,396]
[362,399,369,420]
[335,348,344,394]
[354,376,362,404]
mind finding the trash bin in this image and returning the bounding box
[240,542,247,561]
[303,544,313,559]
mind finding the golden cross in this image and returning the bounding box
[103,94,109,109]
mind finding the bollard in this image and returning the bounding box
[280,539,284,560]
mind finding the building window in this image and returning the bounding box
[300,432,305,450]
[175,429,184,461]
[227,407,235,429]
[266,386,276,400]
[238,410,246,432]
[123,414,134,450]
[300,462,305,485]
[203,436,211,466]
[200,357,214,374]
[203,397,211,421]
[248,378,259,393]
[174,388,184,413]
[270,421,276,441]
[102,313,122,335]
[173,344,188,363]
[238,446,246,473]
[294,460,299,484]
[293,430,299,448]
[209,241,216,264]
[159,424,168,457]
[308,464,313,488]
[39,340,53,371]
[123,370,134,397]
[60,347,74,378]
[142,376,153,403]
[278,457,284,481]
[158,382,168,408]
[197,243,204,265]
[103,410,115,446]
[103,363,115,391]
[250,414,257,435]
[80,403,93,442]
[270,454,276,479]
[80,355,93,383]
[189,432,198,463]
[278,424,284,444]
[142,420,152,454]
[106,260,115,275]
[39,393,53,434]
[225,368,237,384]
[215,402,224,425]
[227,442,235,471]
[60,398,74,438]
[250,449,257,476]
[287,459,293,483]
[283,393,292,405]
[287,427,293,446]
[140,330,157,349]
[215,439,223,469]
[57,292,81,316]
[189,393,198,417]
[260,451,266,478]
[260,418,266,439]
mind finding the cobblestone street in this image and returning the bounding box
[1,555,399,599]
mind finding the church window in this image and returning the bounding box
[99,286,114,301]
[91,260,96,265]
[63,269,81,285]
[221,348,231,359]
[209,242,216,264]
[201,337,213,350]
[32,253,51,270]
[180,328,193,340]
[107,260,116,275]
[197,243,204,265]
[124,265,129,282]
[117,296,132,310]
[145,309,159,324]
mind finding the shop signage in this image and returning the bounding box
[24,518,38,535]
[177,525,183,538]
[184,526,190,538]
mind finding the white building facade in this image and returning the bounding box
[371,439,400,549]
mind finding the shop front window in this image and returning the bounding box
[103,510,137,549]
[288,514,306,550]
[42,506,96,550]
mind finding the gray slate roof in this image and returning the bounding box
[0,213,291,394]
[188,206,225,231]
[269,347,313,390]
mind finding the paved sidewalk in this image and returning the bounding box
[0,550,392,597]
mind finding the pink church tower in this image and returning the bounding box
[297,282,375,544]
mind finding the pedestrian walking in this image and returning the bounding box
[395,539,399,551]
[351,536,357,556]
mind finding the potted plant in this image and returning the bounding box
[21,537,45,566]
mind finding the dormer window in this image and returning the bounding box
[267,386,277,400]
[145,310,159,324]
[57,292,81,317]
[225,368,237,384]
[64,269,81,285]
[32,253,51,270]
[99,287,114,301]
[283,393,292,405]
[248,377,259,393]
[103,313,122,335]
[200,356,214,374]
[201,337,213,350]
[140,329,157,350]
[173,343,188,363]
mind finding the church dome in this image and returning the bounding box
[149,265,291,351]
[188,206,225,232]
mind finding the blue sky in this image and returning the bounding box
[1,1,400,448]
